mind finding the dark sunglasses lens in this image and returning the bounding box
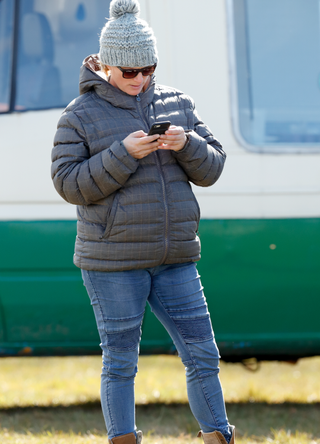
[122,65,156,79]
[123,70,138,79]
[142,66,155,76]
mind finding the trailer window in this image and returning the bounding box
[0,0,14,112]
[230,0,320,151]
[0,0,111,113]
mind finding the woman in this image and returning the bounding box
[51,0,235,443]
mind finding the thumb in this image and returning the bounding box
[130,130,146,138]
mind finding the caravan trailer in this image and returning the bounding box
[0,0,319,360]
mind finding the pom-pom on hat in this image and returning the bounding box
[99,0,158,68]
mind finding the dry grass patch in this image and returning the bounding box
[0,355,320,443]
[0,357,101,408]
[220,358,320,404]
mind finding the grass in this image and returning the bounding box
[0,355,319,443]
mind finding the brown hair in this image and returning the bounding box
[100,63,111,78]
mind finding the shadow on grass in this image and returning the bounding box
[0,402,319,439]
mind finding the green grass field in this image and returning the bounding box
[0,355,319,443]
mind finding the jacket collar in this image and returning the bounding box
[79,54,155,111]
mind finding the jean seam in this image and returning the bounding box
[185,335,214,344]
[103,311,145,322]
[151,283,220,429]
[106,352,115,437]
[85,271,115,437]
[86,271,107,333]
[186,343,220,429]
[167,304,206,313]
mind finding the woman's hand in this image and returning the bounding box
[123,131,160,159]
[158,126,187,151]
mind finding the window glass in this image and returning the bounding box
[231,0,320,148]
[0,0,14,112]
[15,0,111,111]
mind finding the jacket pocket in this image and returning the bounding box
[100,193,120,240]
[193,194,201,233]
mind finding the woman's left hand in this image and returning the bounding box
[158,126,187,152]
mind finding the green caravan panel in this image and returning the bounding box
[0,218,320,359]
[140,304,174,354]
[0,298,5,342]
[0,221,77,270]
[0,271,98,343]
[0,221,99,346]
[197,218,320,360]
[0,220,171,354]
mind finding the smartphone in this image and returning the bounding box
[148,121,171,137]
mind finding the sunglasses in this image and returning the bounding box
[117,64,157,79]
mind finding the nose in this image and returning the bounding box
[134,72,144,82]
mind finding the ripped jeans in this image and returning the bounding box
[81,263,232,443]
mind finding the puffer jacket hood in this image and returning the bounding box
[79,54,104,95]
[52,54,226,272]
[79,54,156,110]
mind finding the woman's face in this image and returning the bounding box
[106,66,151,95]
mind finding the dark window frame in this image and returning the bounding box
[0,0,17,114]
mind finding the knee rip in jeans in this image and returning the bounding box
[173,314,213,343]
[106,324,142,352]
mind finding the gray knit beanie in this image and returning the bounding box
[99,0,158,67]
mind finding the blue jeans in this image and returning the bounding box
[82,263,233,443]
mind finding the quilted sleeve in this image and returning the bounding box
[173,98,226,187]
[51,110,139,205]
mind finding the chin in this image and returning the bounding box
[128,88,143,95]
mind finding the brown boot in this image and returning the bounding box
[198,426,235,444]
[109,431,143,444]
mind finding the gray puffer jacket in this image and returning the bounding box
[51,55,226,271]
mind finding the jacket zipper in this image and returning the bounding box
[136,94,170,263]
[154,151,170,263]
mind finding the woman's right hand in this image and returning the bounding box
[123,130,160,159]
